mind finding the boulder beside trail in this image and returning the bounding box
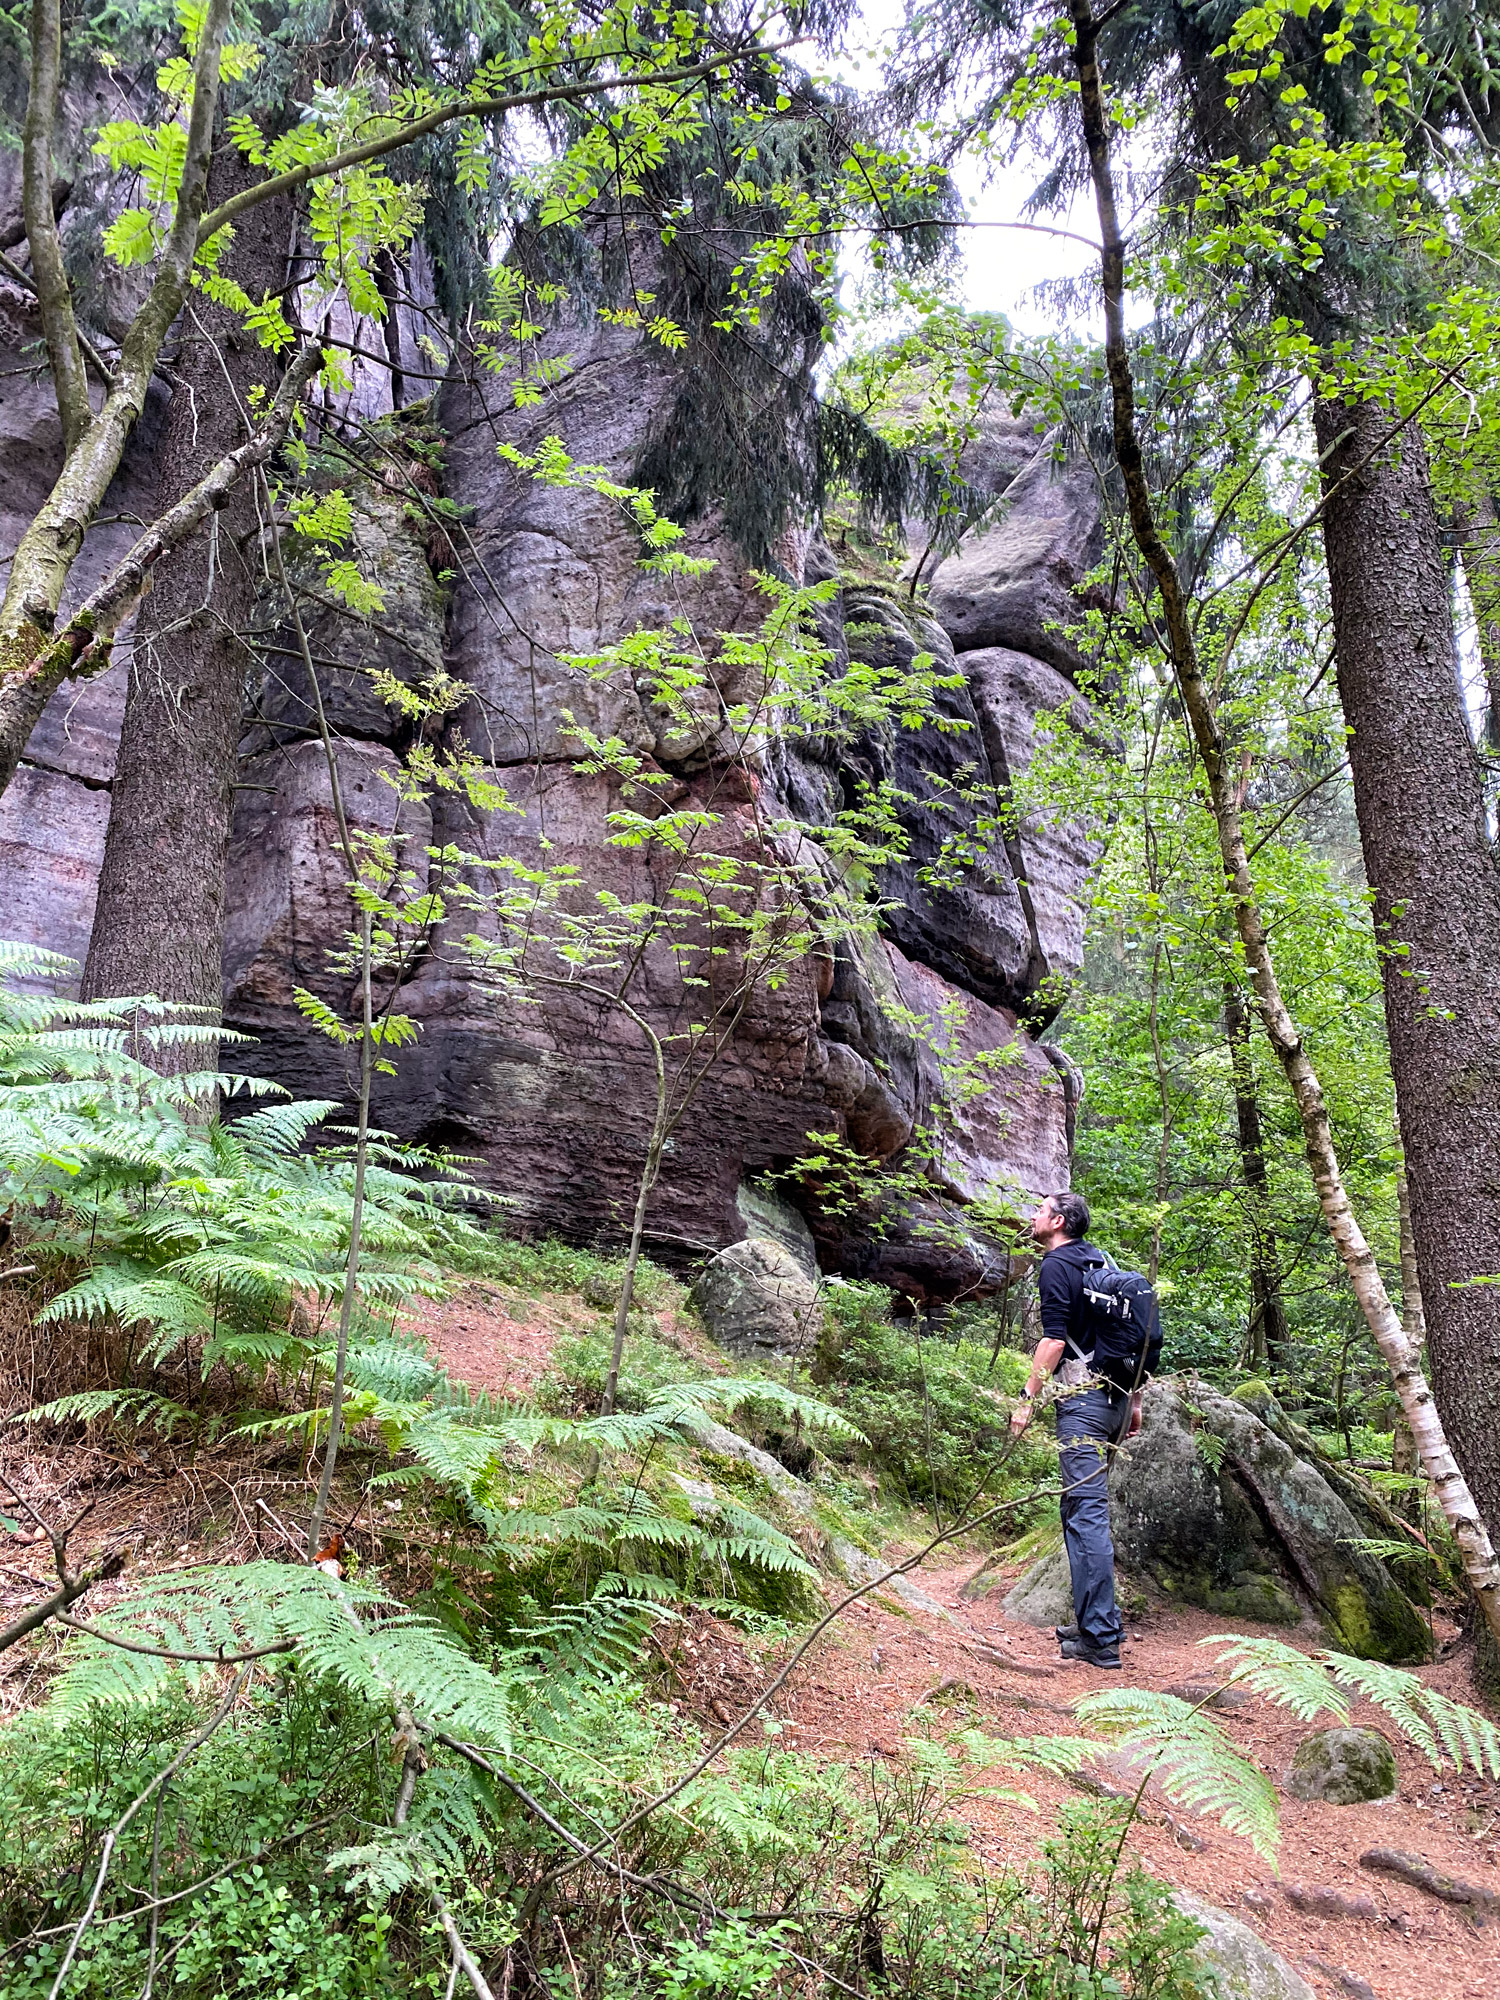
[1110,1380,1430,1663]
[1000,1547,1073,1627]
[1004,1379,1430,1662]
[693,1237,822,1361]
[1172,1894,1316,2000]
[1285,1728,1398,1805]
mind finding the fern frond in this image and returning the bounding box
[958,1731,1106,1779]
[515,1587,667,1683]
[13,1387,195,1435]
[46,1562,514,1746]
[1322,1655,1500,1776]
[1074,1686,1282,1862]
[1197,1635,1348,1722]
[324,1831,433,1905]
[649,1377,864,1441]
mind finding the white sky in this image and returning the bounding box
[812,0,1103,335]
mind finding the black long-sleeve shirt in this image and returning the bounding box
[1038,1237,1107,1362]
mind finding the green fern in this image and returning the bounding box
[14,1387,196,1436]
[46,1562,516,1747]
[0,953,492,1397]
[1194,1635,1344,1721]
[1057,1635,1500,1870]
[1319,1652,1500,1776]
[1201,1630,1500,1776]
[1074,1686,1283,1861]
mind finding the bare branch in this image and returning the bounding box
[0,1474,123,1655]
[0,1553,126,1656]
[53,1615,297,1664]
[23,0,91,453]
[0,249,118,390]
[518,1470,1057,1916]
[0,339,322,793]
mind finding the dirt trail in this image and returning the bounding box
[771,1565,1498,2000]
[416,1287,1500,2000]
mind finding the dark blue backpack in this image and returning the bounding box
[1069,1252,1163,1392]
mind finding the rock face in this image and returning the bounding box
[1172,1894,1316,2000]
[926,441,1107,675]
[1285,1728,1398,1805]
[0,230,1104,1291]
[1005,1379,1430,1662]
[0,284,158,976]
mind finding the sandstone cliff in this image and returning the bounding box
[0,257,1104,1295]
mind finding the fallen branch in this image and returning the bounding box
[0,1552,125,1656]
[0,1474,123,1655]
[1359,1847,1500,1917]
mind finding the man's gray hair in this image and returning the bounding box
[1051,1190,1091,1240]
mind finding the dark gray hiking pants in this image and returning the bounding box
[1056,1383,1130,1653]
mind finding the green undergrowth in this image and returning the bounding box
[0,1664,1211,2000]
[7,972,1500,1997]
[809,1281,1054,1528]
[542,1317,721,1414]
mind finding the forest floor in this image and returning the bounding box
[2,1277,1494,2000]
[417,1282,1500,2000]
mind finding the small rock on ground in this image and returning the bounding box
[1285,1728,1398,1806]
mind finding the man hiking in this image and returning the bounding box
[1008,1191,1144,1670]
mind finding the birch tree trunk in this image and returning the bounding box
[1224,978,1290,1373]
[1067,0,1500,1648]
[1455,489,1500,746]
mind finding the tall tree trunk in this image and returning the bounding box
[1455,489,1500,746]
[1313,394,1500,1559]
[80,151,291,1055]
[1224,978,1289,1373]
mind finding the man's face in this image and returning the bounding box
[1031,1199,1061,1243]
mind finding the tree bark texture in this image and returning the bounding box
[1454,488,1500,746]
[81,151,292,1033]
[0,0,232,790]
[1314,394,1500,1554]
[1224,979,1289,1372]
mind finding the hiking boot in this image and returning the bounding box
[1054,1623,1080,1643]
[1059,1637,1122,1670]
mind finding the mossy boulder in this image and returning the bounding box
[1285,1727,1398,1805]
[693,1237,821,1361]
[1000,1546,1074,1627]
[1173,1893,1315,2000]
[1205,1572,1301,1625]
[1107,1380,1431,1663]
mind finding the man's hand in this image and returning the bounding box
[1010,1399,1033,1437]
[1126,1391,1143,1439]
